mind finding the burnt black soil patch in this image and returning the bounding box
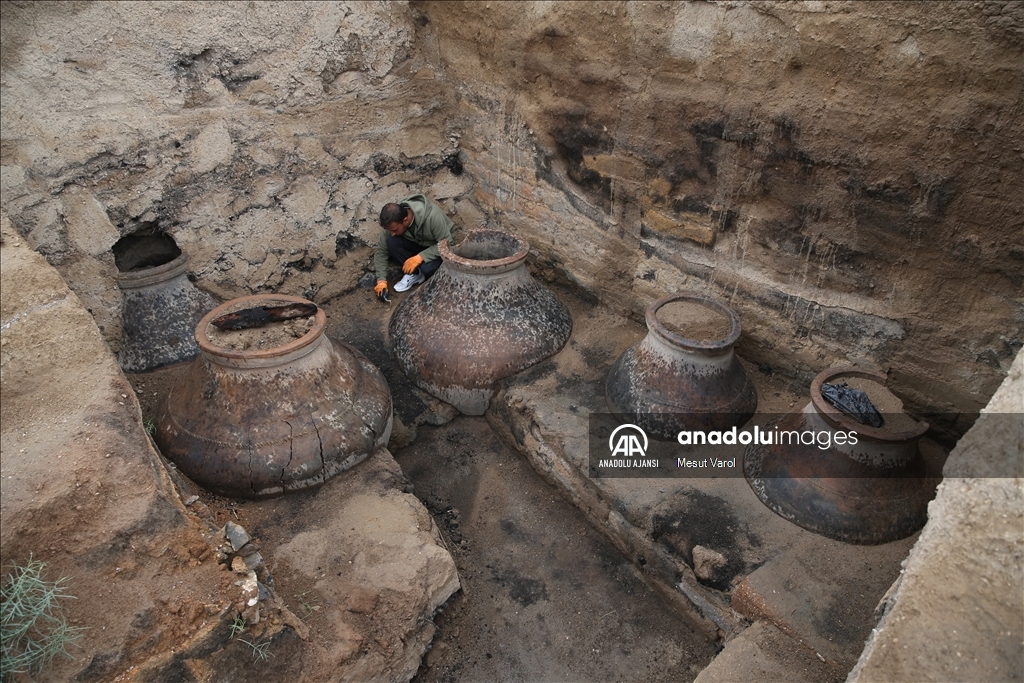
[395,417,718,683]
[651,489,762,591]
[489,566,549,607]
[323,304,429,427]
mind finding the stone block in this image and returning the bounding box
[694,622,839,683]
[645,207,716,246]
[848,349,1024,683]
[582,152,646,184]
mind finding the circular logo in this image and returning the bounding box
[608,423,648,457]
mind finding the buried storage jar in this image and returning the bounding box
[155,294,393,498]
[606,293,758,441]
[743,366,937,544]
[115,250,216,373]
[389,229,572,415]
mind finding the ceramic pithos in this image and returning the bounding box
[743,366,936,544]
[606,293,757,440]
[116,252,216,372]
[155,295,392,498]
[389,230,572,415]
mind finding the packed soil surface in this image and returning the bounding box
[395,417,720,682]
[656,300,733,342]
[203,299,317,351]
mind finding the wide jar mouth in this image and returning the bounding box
[196,294,326,365]
[114,252,191,289]
[810,366,929,442]
[646,293,741,353]
[439,230,529,274]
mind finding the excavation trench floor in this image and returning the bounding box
[394,417,719,682]
[128,272,949,682]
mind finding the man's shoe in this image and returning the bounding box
[394,271,426,292]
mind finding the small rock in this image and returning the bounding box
[692,544,728,582]
[237,541,261,558]
[231,556,248,574]
[224,521,251,551]
[235,569,260,607]
[242,603,260,625]
[243,552,264,570]
[237,573,258,610]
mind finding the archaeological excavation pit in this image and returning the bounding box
[1,2,1021,683]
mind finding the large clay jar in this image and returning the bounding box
[155,295,392,499]
[743,366,936,544]
[389,230,572,415]
[606,293,757,441]
[116,252,216,372]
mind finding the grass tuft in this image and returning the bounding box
[229,612,247,639]
[239,637,273,663]
[1,557,84,680]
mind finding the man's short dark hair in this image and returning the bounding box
[379,203,408,227]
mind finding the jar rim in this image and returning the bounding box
[439,230,529,273]
[809,365,929,441]
[196,294,326,362]
[114,252,190,288]
[645,293,741,353]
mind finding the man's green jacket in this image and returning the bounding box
[375,194,455,281]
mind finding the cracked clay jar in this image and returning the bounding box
[743,366,935,544]
[155,294,392,498]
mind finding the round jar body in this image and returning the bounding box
[606,293,757,441]
[389,230,572,415]
[155,295,392,498]
[116,253,216,372]
[743,366,936,544]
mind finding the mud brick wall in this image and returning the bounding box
[2,1,1021,422]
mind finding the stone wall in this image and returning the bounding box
[2,1,1022,422]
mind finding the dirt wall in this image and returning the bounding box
[417,0,1024,420]
[0,1,471,345]
[2,1,1022,420]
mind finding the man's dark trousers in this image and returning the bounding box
[386,234,442,277]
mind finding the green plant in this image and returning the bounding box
[229,613,247,639]
[1,558,84,680]
[144,418,157,437]
[294,590,321,614]
[239,637,273,663]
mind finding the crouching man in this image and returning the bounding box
[374,194,455,297]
